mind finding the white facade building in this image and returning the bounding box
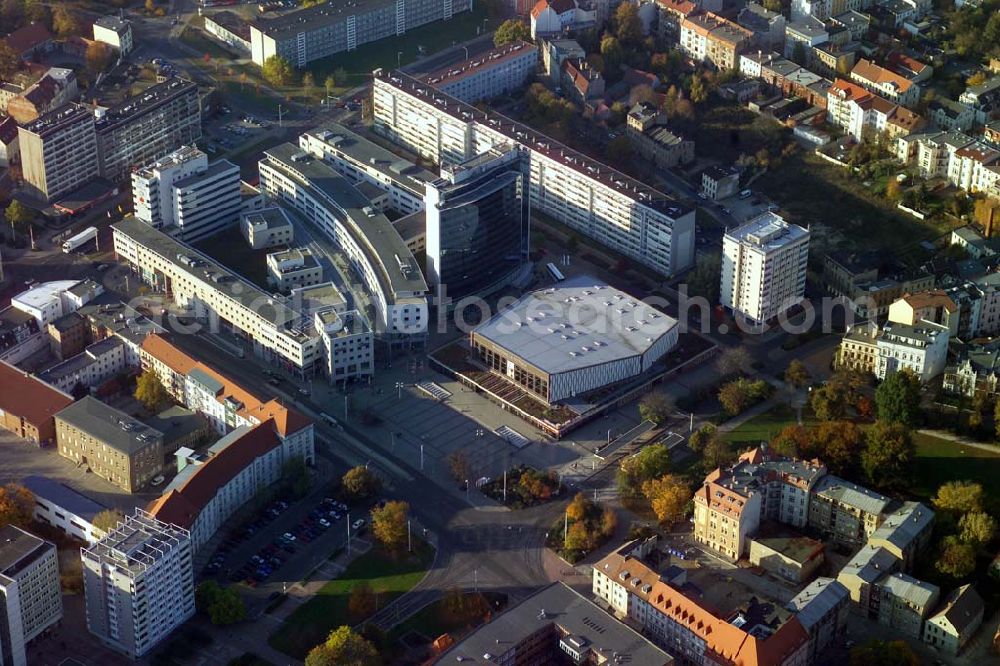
[11,279,104,328]
[23,475,107,544]
[81,511,194,659]
[721,212,809,325]
[92,16,134,54]
[316,309,374,384]
[240,207,293,249]
[266,248,323,292]
[132,146,242,242]
[372,70,696,278]
[37,336,128,393]
[299,124,434,217]
[875,320,950,382]
[258,144,429,348]
[422,41,538,103]
[0,526,62,666]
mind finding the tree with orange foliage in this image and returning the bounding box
[0,484,34,528]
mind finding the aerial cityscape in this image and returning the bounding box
[0,0,999,662]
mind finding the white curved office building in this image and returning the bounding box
[258,143,428,347]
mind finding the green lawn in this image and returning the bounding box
[303,3,489,86]
[722,405,803,445]
[911,433,1000,508]
[268,541,435,659]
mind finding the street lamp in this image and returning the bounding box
[461,45,469,60]
[395,381,404,399]
[397,51,403,68]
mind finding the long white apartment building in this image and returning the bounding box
[81,511,194,659]
[132,145,242,242]
[721,212,810,325]
[258,143,428,347]
[422,40,538,103]
[112,216,323,373]
[298,124,435,216]
[371,70,696,277]
[0,526,62,666]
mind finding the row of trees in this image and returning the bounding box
[562,493,617,558]
[931,480,997,579]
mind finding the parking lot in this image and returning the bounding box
[199,108,274,158]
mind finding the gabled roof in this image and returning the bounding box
[0,359,74,430]
[851,59,913,94]
[531,0,576,18]
[3,22,52,55]
[147,421,282,527]
[928,584,984,636]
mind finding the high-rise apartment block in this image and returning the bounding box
[82,511,194,660]
[721,212,810,325]
[372,70,696,277]
[424,146,529,298]
[18,78,201,203]
[18,104,98,202]
[249,0,472,68]
[421,41,538,103]
[0,526,62,666]
[132,146,241,242]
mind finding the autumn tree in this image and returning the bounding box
[302,70,316,97]
[935,535,976,579]
[718,378,769,417]
[341,466,381,500]
[875,369,922,427]
[688,424,717,453]
[0,484,33,528]
[885,178,903,202]
[933,481,984,515]
[762,0,782,11]
[614,1,643,45]
[812,421,864,475]
[642,474,691,525]
[0,42,19,79]
[702,437,735,470]
[86,41,112,75]
[134,369,169,412]
[52,7,80,37]
[618,444,671,496]
[566,492,590,522]
[783,359,810,389]
[689,74,709,104]
[638,392,674,425]
[600,35,623,73]
[348,582,376,621]
[92,509,124,534]
[493,19,530,46]
[959,511,997,548]
[861,421,914,491]
[306,626,381,666]
[262,55,296,87]
[716,346,751,377]
[371,500,409,552]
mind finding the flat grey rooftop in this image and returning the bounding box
[306,123,435,196]
[22,475,107,524]
[55,396,164,455]
[262,143,427,297]
[173,158,237,189]
[726,212,809,252]
[39,336,125,384]
[112,216,305,331]
[0,525,47,576]
[253,0,398,39]
[442,582,671,664]
[244,206,292,231]
[473,275,677,376]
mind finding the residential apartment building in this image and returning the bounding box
[748,536,825,583]
[701,165,740,200]
[850,58,919,106]
[113,217,323,371]
[0,307,45,366]
[0,359,74,445]
[785,578,850,662]
[827,78,923,141]
[874,319,950,381]
[371,70,696,278]
[878,573,939,639]
[680,12,752,71]
[5,67,78,125]
[928,97,975,132]
[95,78,201,184]
[720,212,809,325]
[249,0,471,67]
[0,526,62,666]
[737,2,786,49]
[943,341,1000,398]
[82,511,194,659]
[422,41,538,103]
[315,309,375,384]
[835,321,880,373]
[54,397,165,493]
[266,248,323,291]
[626,102,695,169]
[18,104,98,203]
[837,545,900,611]
[203,11,252,52]
[530,0,596,39]
[887,290,959,335]
[896,130,975,179]
[299,124,435,216]
[540,38,584,83]
[593,542,814,665]
[959,75,1000,124]
[923,585,984,656]
[92,16,134,54]
[132,145,241,242]
[240,207,293,249]
[808,474,890,545]
[38,336,128,393]
[258,143,429,347]
[693,449,826,560]
[866,501,934,571]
